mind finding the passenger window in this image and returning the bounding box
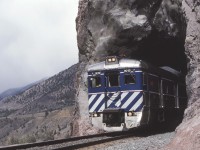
[143,73,147,85]
[150,93,159,107]
[163,80,175,95]
[90,77,101,88]
[124,74,136,84]
[107,72,120,87]
[148,75,159,92]
[143,92,149,106]
[164,95,175,108]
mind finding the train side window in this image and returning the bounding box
[143,92,149,106]
[164,95,175,108]
[163,80,175,95]
[150,93,159,107]
[143,73,147,85]
[89,77,101,88]
[107,73,119,87]
[124,74,135,85]
[148,75,159,92]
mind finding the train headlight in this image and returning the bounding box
[92,113,100,117]
[112,58,116,62]
[106,56,119,64]
[127,112,133,116]
[95,72,100,75]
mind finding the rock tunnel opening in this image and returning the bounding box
[130,30,187,75]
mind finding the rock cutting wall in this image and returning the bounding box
[76,0,200,148]
[166,0,200,149]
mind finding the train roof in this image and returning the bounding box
[160,66,182,77]
[88,58,184,80]
[88,59,146,71]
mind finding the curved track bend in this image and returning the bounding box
[0,131,138,150]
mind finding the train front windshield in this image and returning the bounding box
[88,69,142,93]
[106,71,120,87]
[90,76,101,88]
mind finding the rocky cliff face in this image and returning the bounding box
[77,0,187,73]
[166,0,200,149]
[76,0,200,148]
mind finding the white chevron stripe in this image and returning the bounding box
[130,96,143,111]
[115,100,121,107]
[121,92,139,109]
[107,99,112,107]
[107,93,120,107]
[115,92,129,107]
[106,94,113,107]
[89,94,97,105]
[89,94,104,112]
[121,92,129,100]
[99,103,105,111]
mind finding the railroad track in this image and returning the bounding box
[0,131,137,150]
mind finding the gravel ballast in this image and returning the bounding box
[98,132,175,150]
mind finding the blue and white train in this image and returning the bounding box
[87,56,187,131]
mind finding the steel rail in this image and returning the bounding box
[53,132,136,150]
[0,131,131,150]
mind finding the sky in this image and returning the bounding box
[0,0,79,93]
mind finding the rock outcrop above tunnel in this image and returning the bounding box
[76,0,187,72]
[76,0,200,148]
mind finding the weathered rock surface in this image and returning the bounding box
[165,0,200,149]
[76,0,187,73]
[76,0,200,149]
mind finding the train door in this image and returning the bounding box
[120,70,143,112]
[104,70,121,109]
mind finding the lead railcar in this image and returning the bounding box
[88,56,187,131]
